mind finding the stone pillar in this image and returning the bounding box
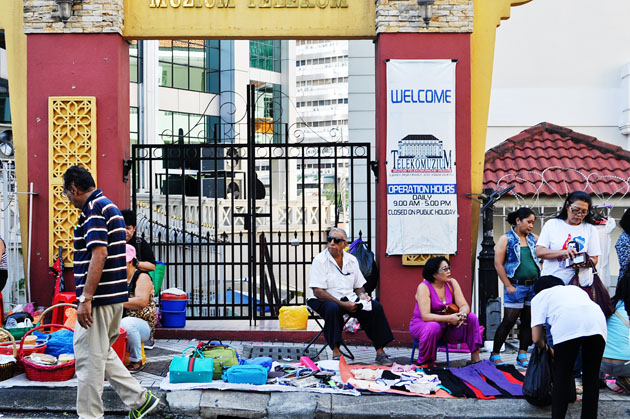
[374,1,473,331]
[24,1,128,306]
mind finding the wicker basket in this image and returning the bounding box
[20,324,76,382]
[0,327,17,382]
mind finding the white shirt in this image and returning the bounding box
[531,285,607,345]
[308,249,366,300]
[537,218,601,284]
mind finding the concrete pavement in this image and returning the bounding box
[1,338,628,418]
[1,387,629,418]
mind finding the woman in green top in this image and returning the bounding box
[491,207,540,367]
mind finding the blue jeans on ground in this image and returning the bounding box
[121,316,150,363]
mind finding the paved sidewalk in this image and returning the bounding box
[0,338,628,418]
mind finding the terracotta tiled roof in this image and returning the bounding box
[483,122,630,197]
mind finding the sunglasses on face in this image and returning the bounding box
[327,236,346,244]
[569,206,588,216]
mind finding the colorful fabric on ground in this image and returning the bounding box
[451,360,523,397]
[338,356,453,398]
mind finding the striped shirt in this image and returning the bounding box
[73,189,128,306]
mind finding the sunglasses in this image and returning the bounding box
[327,236,346,244]
[568,206,588,216]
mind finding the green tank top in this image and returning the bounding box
[513,246,539,282]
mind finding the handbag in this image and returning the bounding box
[569,258,614,318]
[169,346,214,384]
[442,283,459,314]
[522,345,553,407]
[198,341,239,380]
[222,364,268,385]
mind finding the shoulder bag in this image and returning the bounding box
[169,346,214,384]
[198,340,240,379]
[569,258,614,318]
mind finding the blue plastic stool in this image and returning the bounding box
[410,339,450,366]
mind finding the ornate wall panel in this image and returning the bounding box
[402,254,449,266]
[49,97,97,266]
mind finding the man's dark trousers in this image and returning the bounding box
[307,299,394,349]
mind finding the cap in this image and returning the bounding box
[125,244,136,263]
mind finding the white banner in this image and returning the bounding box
[386,60,457,255]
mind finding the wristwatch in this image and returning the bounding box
[78,295,93,304]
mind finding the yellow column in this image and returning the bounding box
[470,0,533,266]
[0,0,28,275]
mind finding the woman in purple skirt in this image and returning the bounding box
[409,256,482,365]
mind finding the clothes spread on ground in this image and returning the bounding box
[347,367,441,394]
[423,366,476,398]
[496,364,525,383]
[451,360,523,397]
[351,368,384,381]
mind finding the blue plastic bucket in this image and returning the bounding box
[161,309,186,328]
[161,299,187,312]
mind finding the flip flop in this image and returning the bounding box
[516,353,529,368]
[489,354,505,366]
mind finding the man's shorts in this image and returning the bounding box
[503,283,535,309]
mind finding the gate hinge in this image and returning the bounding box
[122,159,133,183]
[370,160,379,183]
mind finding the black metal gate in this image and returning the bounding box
[130,84,373,322]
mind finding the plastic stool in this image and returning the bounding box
[52,292,77,324]
[124,342,146,365]
[410,338,450,366]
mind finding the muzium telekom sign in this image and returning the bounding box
[124,0,375,39]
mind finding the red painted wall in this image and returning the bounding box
[375,33,472,334]
[26,34,130,306]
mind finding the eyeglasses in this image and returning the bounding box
[569,206,588,216]
[327,236,346,244]
[438,267,451,273]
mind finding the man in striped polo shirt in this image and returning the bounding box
[63,166,159,419]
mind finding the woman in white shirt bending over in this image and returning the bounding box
[531,276,606,419]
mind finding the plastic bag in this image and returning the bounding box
[348,238,378,294]
[522,346,553,406]
[278,305,308,330]
[149,261,166,296]
[240,356,273,371]
[33,329,74,357]
[64,307,77,329]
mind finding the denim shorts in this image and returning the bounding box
[503,284,535,309]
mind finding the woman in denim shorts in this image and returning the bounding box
[491,207,540,367]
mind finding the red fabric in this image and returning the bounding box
[500,370,524,385]
[464,381,496,400]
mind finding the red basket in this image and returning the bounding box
[19,324,76,382]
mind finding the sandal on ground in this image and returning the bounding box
[516,353,529,368]
[127,362,144,373]
[489,354,505,366]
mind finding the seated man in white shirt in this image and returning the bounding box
[307,227,394,366]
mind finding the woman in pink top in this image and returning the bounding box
[410,256,482,365]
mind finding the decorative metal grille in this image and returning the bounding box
[48,96,97,266]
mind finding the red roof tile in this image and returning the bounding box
[483,122,630,197]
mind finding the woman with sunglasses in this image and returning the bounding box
[536,191,601,285]
[490,207,539,368]
[409,256,482,366]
